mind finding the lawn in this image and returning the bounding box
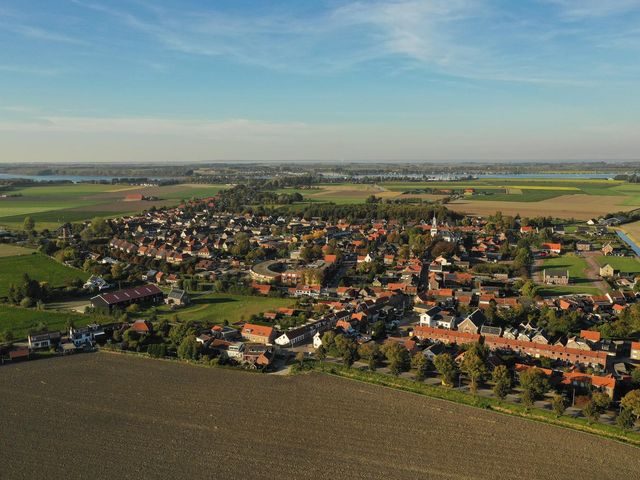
[535,285,603,297]
[595,255,640,274]
[155,293,295,324]
[0,244,35,257]
[541,253,590,281]
[0,304,88,339]
[0,253,88,297]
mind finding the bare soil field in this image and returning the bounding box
[1,354,637,480]
[449,194,636,220]
[620,220,640,244]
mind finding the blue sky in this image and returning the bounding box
[1,0,639,162]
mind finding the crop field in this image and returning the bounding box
[0,304,89,339]
[0,253,88,297]
[155,293,294,324]
[0,244,34,257]
[0,354,637,480]
[595,255,640,274]
[0,183,226,229]
[274,179,640,218]
[620,220,640,243]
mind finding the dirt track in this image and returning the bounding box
[1,354,637,480]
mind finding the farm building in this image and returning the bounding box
[90,284,163,311]
[599,264,619,278]
[543,269,570,285]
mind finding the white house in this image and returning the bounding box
[419,306,442,327]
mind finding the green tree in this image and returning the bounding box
[177,335,200,360]
[591,391,610,413]
[381,341,410,376]
[460,344,487,393]
[315,344,327,361]
[433,353,457,387]
[23,216,35,233]
[519,368,548,407]
[583,400,599,423]
[411,352,430,381]
[491,365,512,400]
[371,320,386,340]
[295,351,306,367]
[620,389,640,420]
[551,394,566,417]
[616,407,635,431]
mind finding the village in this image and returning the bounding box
[3,186,640,429]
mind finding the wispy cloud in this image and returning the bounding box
[544,0,640,18]
[69,0,597,85]
[0,64,61,76]
[1,22,88,45]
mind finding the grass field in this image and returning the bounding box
[0,244,35,257]
[0,183,226,229]
[541,254,590,281]
[1,354,638,479]
[0,304,87,339]
[155,293,294,324]
[620,220,640,243]
[0,253,88,297]
[595,255,640,273]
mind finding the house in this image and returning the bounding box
[130,319,153,334]
[124,193,144,202]
[602,243,614,256]
[543,269,569,285]
[631,342,640,361]
[241,323,275,344]
[599,264,618,278]
[70,325,105,347]
[83,275,111,291]
[541,243,562,255]
[576,241,592,252]
[413,325,480,345]
[165,288,190,306]
[90,284,163,311]
[418,306,442,327]
[28,331,61,350]
[457,309,483,334]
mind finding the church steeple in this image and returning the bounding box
[430,213,438,237]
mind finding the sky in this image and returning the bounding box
[0,0,639,163]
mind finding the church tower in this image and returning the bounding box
[430,214,438,237]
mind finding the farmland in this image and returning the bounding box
[271,178,640,219]
[0,183,226,229]
[0,253,88,297]
[155,293,294,324]
[0,354,637,480]
[0,304,89,339]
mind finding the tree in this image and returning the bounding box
[433,353,457,387]
[23,216,35,233]
[631,368,640,387]
[358,342,380,371]
[295,351,305,367]
[551,394,566,417]
[591,391,610,413]
[491,365,511,400]
[519,368,548,407]
[177,335,200,361]
[616,408,635,431]
[460,344,487,393]
[334,334,358,367]
[620,389,640,420]
[371,320,386,340]
[583,401,599,423]
[411,352,430,381]
[315,344,327,361]
[381,341,409,376]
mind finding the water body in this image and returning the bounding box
[0,173,161,183]
[616,230,640,256]
[478,173,617,179]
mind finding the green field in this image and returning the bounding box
[0,304,87,339]
[0,253,88,297]
[541,254,590,281]
[0,183,226,229]
[155,293,294,324]
[0,244,35,257]
[535,285,604,297]
[595,255,640,274]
